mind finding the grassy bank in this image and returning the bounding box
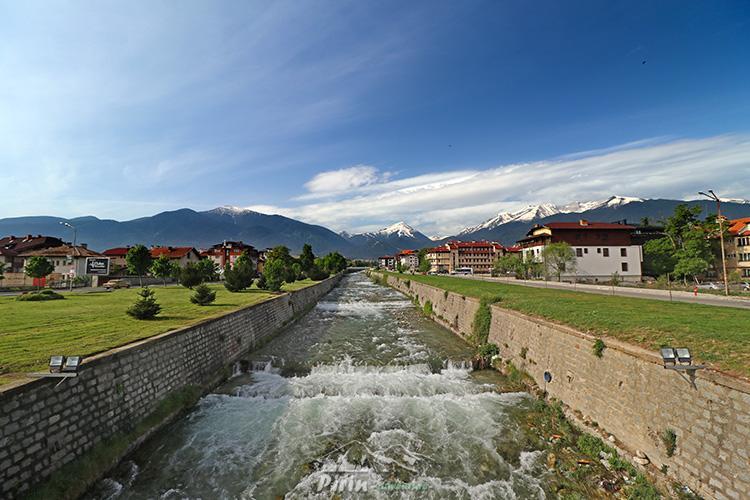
[0,280,316,385]
[384,272,750,379]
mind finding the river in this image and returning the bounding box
[89,272,551,499]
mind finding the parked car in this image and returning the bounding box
[451,267,474,275]
[742,282,750,291]
[697,282,720,290]
[103,279,130,289]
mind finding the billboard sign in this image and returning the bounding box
[85,257,110,276]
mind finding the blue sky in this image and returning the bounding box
[1,0,748,235]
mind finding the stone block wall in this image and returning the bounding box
[380,273,750,499]
[0,275,341,498]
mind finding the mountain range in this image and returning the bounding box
[1,196,748,258]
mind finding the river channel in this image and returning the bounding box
[89,272,552,499]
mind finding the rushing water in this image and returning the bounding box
[89,272,550,499]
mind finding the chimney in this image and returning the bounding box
[80,243,87,249]
[579,219,589,226]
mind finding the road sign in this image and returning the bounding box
[85,257,110,276]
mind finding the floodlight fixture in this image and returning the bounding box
[660,348,676,366]
[62,356,83,373]
[49,356,65,373]
[675,348,692,365]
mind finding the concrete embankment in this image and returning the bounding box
[376,272,750,500]
[0,274,342,499]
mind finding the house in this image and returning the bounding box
[426,241,504,274]
[726,217,750,279]
[102,247,130,272]
[0,235,65,272]
[397,250,419,271]
[378,255,396,270]
[17,244,106,285]
[517,220,643,282]
[202,241,259,271]
[150,246,202,267]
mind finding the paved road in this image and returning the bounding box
[460,275,750,309]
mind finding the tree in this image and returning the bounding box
[396,262,404,273]
[126,287,161,319]
[24,256,54,289]
[306,265,329,281]
[320,252,347,273]
[0,262,6,285]
[150,254,173,287]
[417,248,430,273]
[256,273,268,290]
[493,254,523,277]
[195,259,219,282]
[223,251,256,292]
[190,284,216,305]
[126,245,152,287]
[262,258,286,292]
[299,244,315,274]
[179,262,204,289]
[542,242,577,282]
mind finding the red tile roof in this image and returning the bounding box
[728,217,750,236]
[150,246,198,259]
[543,222,635,230]
[103,247,130,256]
[18,245,103,258]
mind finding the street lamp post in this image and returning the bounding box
[59,222,77,291]
[698,190,729,296]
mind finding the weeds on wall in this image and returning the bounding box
[662,428,677,457]
[592,339,606,358]
[469,295,501,346]
[423,300,433,317]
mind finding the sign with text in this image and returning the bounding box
[85,257,110,276]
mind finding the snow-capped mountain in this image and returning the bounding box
[459,196,642,235]
[342,221,433,256]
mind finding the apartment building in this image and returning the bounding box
[426,241,504,274]
[202,241,259,271]
[397,249,419,271]
[517,220,643,282]
[378,255,396,270]
[726,217,750,278]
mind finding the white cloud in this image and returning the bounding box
[303,165,389,196]
[281,134,750,235]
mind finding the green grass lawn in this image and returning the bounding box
[0,280,316,385]
[385,272,750,379]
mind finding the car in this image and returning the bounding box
[103,279,131,289]
[742,282,750,291]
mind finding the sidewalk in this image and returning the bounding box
[462,275,750,309]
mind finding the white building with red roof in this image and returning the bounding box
[726,217,750,278]
[426,241,504,274]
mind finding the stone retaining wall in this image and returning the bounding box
[379,273,750,499]
[0,275,341,498]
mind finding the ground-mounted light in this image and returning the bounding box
[49,356,65,373]
[62,356,83,373]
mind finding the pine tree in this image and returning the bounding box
[126,287,161,319]
[190,284,216,305]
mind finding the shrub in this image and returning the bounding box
[470,296,500,346]
[662,428,677,457]
[190,284,216,306]
[256,273,268,290]
[126,287,161,319]
[477,343,499,358]
[592,339,606,358]
[423,300,433,316]
[16,290,65,301]
[307,265,329,281]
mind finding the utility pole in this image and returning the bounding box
[59,221,77,291]
[698,190,729,296]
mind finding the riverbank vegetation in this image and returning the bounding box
[0,280,316,385]
[382,271,750,378]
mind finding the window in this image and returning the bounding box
[576,248,583,257]
[603,248,609,257]
[584,248,588,254]
[621,262,629,272]
[596,248,601,254]
[620,248,627,257]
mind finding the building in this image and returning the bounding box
[726,217,750,279]
[517,220,643,282]
[150,246,202,267]
[202,241,259,271]
[397,250,419,271]
[17,244,106,285]
[0,235,65,272]
[378,255,396,270]
[426,241,504,274]
[102,247,130,272]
